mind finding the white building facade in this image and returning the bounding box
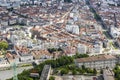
[75,55,117,69]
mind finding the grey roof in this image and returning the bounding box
[40,65,51,80]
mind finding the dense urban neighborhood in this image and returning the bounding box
[0,0,120,80]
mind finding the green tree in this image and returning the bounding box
[57,47,63,51]
[64,0,72,3]
[53,69,59,74]
[68,65,76,70]
[60,69,69,75]
[0,41,8,50]
[93,68,97,75]
[72,70,77,75]
[94,13,101,20]
[82,65,86,70]
[100,69,103,74]
[78,68,85,74]
[47,48,57,53]
[86,68,93,74]
[20,77,33,80]
[49,76,55,80]
[74,53,89,59]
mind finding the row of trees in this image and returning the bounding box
[64,0,72,3]
[8,56,74,80]
[86,0,101,21]
[58,65,97,76]
[47,48,63,53]
[74,53,89,59]
[40,56,74,68]
[114,65,120,80]
[8,54,89,80]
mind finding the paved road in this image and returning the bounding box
[0,66,33,80]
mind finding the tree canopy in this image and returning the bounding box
[114,65,120,80]
[74,53,89,59]
[8,54,91,80]
[60,69,69,75]
[47,48,63,53]
[0,41,8,50]
[64,0,72,3]
[49,76,55,80]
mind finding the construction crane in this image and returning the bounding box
[12,61,18,80]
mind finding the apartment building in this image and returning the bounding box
[75,55,117,69]
[0,57,10,68]
[77,43,87,54]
